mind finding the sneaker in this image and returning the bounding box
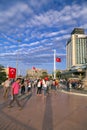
[19,107,22,110]
[8,105,13,108]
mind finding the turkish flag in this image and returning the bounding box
[32,67,37,72]
[8,67,16,78]
[32,67,36,70]
[56,57,61,62]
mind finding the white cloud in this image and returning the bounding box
[0,1,87,73]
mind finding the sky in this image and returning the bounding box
[0,0,87,75]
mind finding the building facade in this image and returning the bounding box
[26,68,48,79]
[66,28,87,69]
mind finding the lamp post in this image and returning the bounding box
[16,39,21,78]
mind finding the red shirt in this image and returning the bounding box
[12,82,20,95]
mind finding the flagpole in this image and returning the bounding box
[54,49,56,79]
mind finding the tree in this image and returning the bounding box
[0,65,7,84]
[40,71,48,79]
[52,70,61,79]
[56,70,61,79]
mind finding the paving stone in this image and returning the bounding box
[0,87,87,130]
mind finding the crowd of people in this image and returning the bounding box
[2,77,59,110]
[60,78,85,91]
[2,77,85,110]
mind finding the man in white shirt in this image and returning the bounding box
[3,78,11,99]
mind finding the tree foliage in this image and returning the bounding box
[0,65,7,84]
[52,70,61,79]
[56,70,61,79]
[40,71,48,79]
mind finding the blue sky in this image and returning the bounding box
[0,0,87,75]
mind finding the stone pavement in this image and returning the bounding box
[0,87,87,130]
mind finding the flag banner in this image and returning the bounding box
[56,57,61,62]
[32,67,36,70]
[8,67,16,78]
[32,67,37,72]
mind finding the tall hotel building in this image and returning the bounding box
[66,28,87,69]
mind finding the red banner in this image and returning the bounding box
[32,67,36,70]
[32,67,37,72]
[8,67,16,78]
[56,57,61,62]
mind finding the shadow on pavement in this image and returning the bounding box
[42,95,53,130]
[22,92,32,108]
[0,92,32,110]
[0,92,36,130]
[0,110,36,130]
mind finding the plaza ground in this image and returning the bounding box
[0,87,87,130]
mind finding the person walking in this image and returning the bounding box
[3,78,11,99]
[21,79,25,95]
[37,79,42,95]
[27,81,32,93]
[42,79,47,97]
[8,78,22,110]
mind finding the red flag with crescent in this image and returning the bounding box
[56,57,61,62]
[32,67,37,72]
[8,67,16,78]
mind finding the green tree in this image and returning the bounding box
[41,71,48,79]
[52,70,61,79]
[0,65,7,84]
[56,70,61,79]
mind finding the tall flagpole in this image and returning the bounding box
[54,49,56,79]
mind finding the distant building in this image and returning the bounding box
[66,28,87,69]
[26,68,48,79]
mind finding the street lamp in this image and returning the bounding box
[16,39,21,78]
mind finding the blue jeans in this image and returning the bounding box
[43,87,47,96]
